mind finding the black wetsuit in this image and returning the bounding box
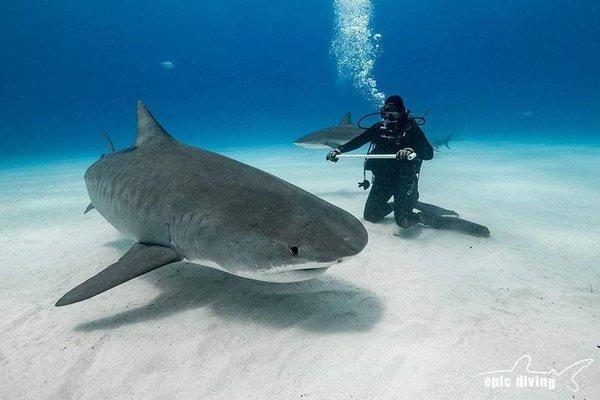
[337,117,434,227]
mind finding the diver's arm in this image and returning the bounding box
[410,124,434,160]
[337,126,377,153]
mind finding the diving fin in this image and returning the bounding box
[55,243,181,306]
[418,212,490,237]
[84,203,94,214]
[415,201,459,217]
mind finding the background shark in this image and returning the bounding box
[295,112,454,153]
[294,112,365,149]
[430,133,454,150]
[56,102,368,306]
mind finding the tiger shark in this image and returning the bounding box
[294,112,365,149]
[56,102,368,306]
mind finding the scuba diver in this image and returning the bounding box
[327,95,434,229]
[325,95,490,237]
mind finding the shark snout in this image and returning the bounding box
[293,140,327,149]
[340,236,366,255]
[302,214,368,261]
[335,217,369,257]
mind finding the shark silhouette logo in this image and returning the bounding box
[475,355,593,393]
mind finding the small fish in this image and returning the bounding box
[161,61,175,69]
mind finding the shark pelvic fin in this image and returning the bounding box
[102,131,115,152]
[134,101,173,147]
[339,112,352,125]
[83,203,95,214]
[55,243,181,306]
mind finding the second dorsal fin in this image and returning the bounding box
[134,101,173,147]
[339,112,352,125]
[102,131,115,152]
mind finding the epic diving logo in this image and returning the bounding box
[331,0,385,106]
[475,355,593,393]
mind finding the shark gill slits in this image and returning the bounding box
[289,246,299,256]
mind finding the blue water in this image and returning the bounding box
[2,0,599,159]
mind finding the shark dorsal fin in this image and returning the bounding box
[339,112,352,125]
[134,101,173,147]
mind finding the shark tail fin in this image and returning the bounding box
[445,133,454,149]
[134,101,174,147]
[55,243,181,306]
[102,131,115,152]
[339,112,352,125]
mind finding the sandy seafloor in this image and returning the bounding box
[1,142,599,400]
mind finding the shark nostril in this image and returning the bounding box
[289,246,299,256]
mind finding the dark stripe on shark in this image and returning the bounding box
[55,243,180,306]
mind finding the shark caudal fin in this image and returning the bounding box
[134,101,174,147]
[55,243,181,306]
[444,133,454,149]
[102,131,115,152]
[339,112,352,125]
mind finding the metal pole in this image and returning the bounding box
[336,153,416,160]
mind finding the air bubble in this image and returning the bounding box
[331,0,385,106]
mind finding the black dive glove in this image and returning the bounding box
[326,148,342,162]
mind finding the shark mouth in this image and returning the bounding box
[238,261,334,283]
[187,257,332,283]
[255,266,330,283]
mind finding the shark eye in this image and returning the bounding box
[289,246,299,256]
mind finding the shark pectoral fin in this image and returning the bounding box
[55,243,181,306]
[415,201,459,217]
[83,203,94,214]
[339,112,352,125]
